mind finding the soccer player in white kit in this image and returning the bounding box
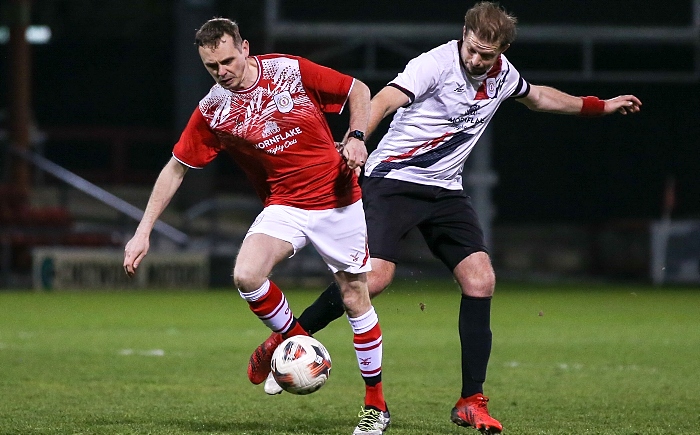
[248,2,641,433]
[122,18,390,435]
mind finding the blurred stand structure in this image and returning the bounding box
[7,0,31,195]
[264,0,700,83]
[173,0,220,209]
[1,1,699,288]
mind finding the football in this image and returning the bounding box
[270,335,332,395]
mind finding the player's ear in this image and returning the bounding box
[462,26,468,41]
[500,43,511,55]
[241,39,250,56]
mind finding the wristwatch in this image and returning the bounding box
[347,130,365,141]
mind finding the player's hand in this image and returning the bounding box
[342,137,368,170]
[605,95,642,115]
[123,235,149,277]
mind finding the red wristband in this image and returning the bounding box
[580,96,605,116]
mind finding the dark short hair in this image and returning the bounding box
[195,17,243,49]
[464,1,517,48]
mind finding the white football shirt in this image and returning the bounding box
[365,40,530,190]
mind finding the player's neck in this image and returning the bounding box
[239,57,258,90]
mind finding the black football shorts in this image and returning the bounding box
[362,176,487,272]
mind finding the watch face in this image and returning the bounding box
[349,130,365,141]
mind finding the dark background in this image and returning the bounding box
[1,0,698,224]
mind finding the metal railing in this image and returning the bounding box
[264,0,700,83]
[10,146,189,246]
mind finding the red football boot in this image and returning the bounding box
[450,393,503,434]
[247,332,284,384]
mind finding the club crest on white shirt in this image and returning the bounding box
[274,90,294,113]
[486,78,497,98]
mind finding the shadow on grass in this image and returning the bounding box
[85,414,354,435]
[172,415,349,434]
[86,415,462,434]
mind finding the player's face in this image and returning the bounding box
[460,30,508,77]
[199,35,251,91]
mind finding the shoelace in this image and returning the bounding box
[356,407,382,431]
[473,395,489,408]
[461,396,490,423]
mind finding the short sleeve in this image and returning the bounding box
[172,108,220,169]
[297,57,354,114]
[501,55,530,99]
[388,52,440,104]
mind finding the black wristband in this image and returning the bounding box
[347,130,365,141]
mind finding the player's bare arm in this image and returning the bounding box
[338,84,409,165]
[367,86,411,139]
[519,84,642,116]
[342,79,371,169]
[123,157,188,276]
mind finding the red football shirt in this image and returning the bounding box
[173,54,361,210]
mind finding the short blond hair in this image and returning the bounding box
[464,2,517,48]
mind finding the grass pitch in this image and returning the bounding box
[1,280,699,434]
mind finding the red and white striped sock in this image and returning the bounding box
[239,280,297,335]
[349,307,385,410]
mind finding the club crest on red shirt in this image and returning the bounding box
[274,90,294,113]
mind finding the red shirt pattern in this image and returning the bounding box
[173,54,361,210]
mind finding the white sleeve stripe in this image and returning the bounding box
[338,78,354,115]
[172,154,203,169]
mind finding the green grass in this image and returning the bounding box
[1,280,699,434]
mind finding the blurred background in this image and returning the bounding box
[1,0,699,290]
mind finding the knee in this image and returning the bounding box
[367,261,395,298]
[233,265,265,293]
[461,268,496,298]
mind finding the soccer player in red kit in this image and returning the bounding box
[123,18,389,435]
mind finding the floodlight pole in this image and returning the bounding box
[8,0,32,195]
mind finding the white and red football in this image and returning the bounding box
[270,335,332,395]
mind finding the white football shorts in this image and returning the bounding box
[245,200,371,274]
